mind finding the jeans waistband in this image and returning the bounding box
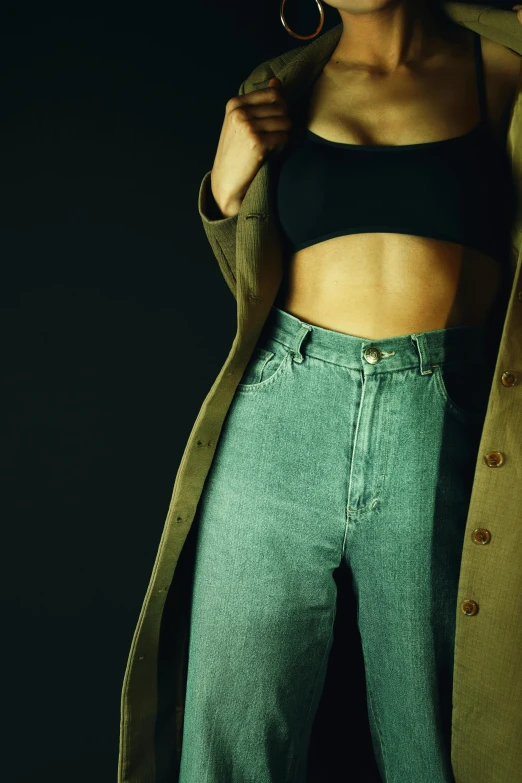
[259,305,490,376]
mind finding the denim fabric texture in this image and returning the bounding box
[179,305,493,783]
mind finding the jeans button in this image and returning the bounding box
[363,346,382,364]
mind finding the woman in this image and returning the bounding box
[117,4,522,783]
[181,2,519,781]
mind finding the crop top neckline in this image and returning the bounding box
[303,28,490,152]
[305,117,487,151]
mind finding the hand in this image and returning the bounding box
[210,77,292,216]
[512,4,522,24]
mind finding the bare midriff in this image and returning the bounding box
[277,26,518,340]
[280,234,503,339]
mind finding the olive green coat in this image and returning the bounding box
[118,4,522,781]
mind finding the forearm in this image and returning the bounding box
[207,171,243,218]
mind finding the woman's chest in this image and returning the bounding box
[304,31,517,150]
[276,30,520,339]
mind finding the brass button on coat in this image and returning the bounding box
[472,528,491,545]
[501,371,518,387]
[363,346,382,364]
[461,600,479,616]
[484,451,504,467]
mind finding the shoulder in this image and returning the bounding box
[480,34,522,126]
[480,34,522,93]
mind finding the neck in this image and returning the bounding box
[329,0,459,74]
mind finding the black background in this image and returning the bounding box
[2,2,514,781]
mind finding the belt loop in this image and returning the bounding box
[410,333,433,376]
[290,323,312,364]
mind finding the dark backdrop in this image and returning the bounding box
[2,1,513,782]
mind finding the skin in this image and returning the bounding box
[276,0,522,339]
[321,0,461,72]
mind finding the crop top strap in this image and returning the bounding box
[473,30,488,124]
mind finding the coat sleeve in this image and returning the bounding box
[197,79,247,301]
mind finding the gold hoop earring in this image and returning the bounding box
[280,0,325,40]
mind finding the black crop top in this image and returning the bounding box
[274,31,515,266]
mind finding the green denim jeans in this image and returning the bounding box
[179,304,493,783]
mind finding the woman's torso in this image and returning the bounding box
[275,26,520,339]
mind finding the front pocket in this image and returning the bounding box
[432,360,491,421]
[237,342,292,391]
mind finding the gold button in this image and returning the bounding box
[484,451,504,467]
[363,346,382,365]
[461,600,479,616]
[501,371,518,387]
[471,528,491,545]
